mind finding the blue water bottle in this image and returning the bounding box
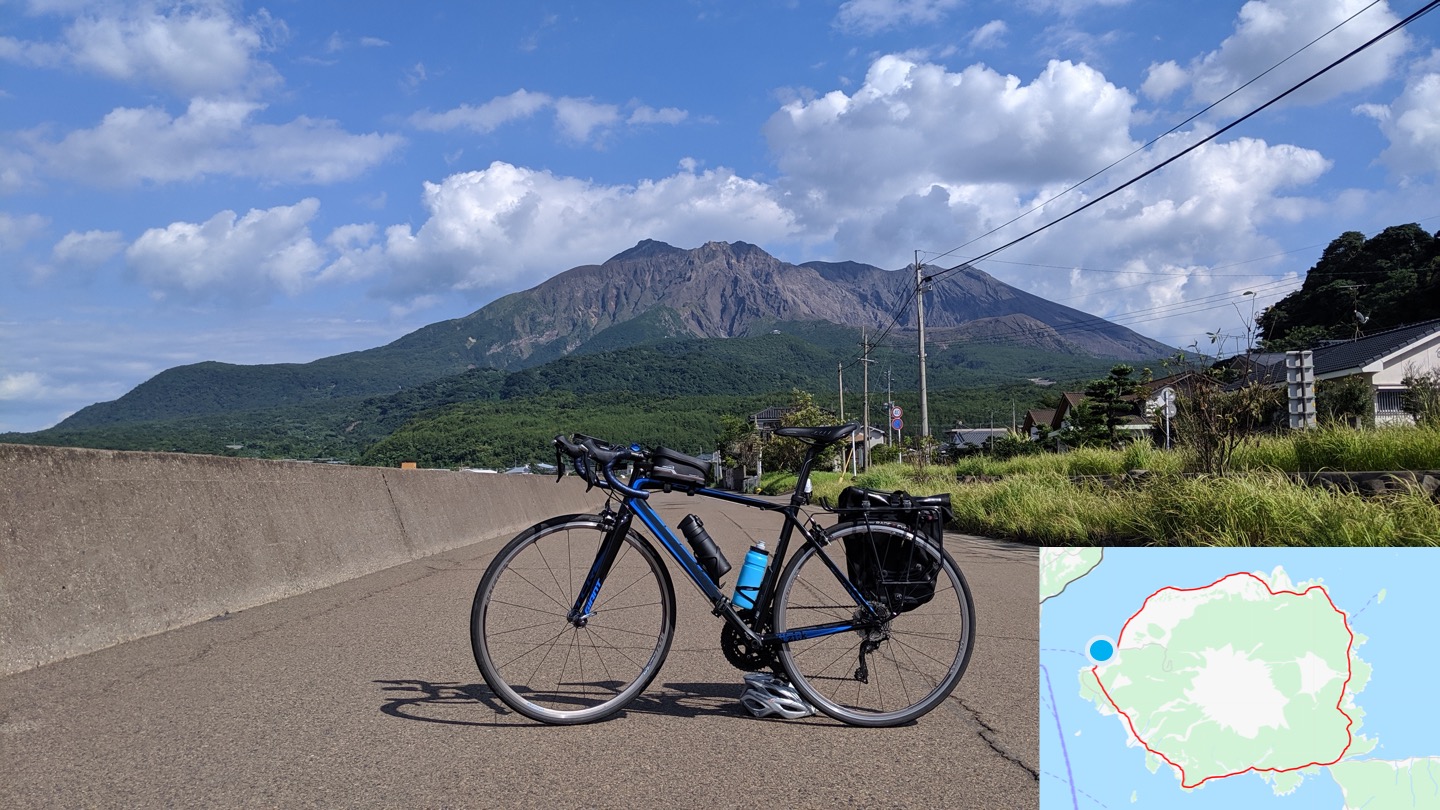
[732,541,769,610]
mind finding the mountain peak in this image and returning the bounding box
[607,239,685,262]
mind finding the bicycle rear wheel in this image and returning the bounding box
[773,522,975,727]
[471,513,675,724]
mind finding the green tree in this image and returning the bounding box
[1055,400,1110,448]
[1175,382,1280,475]
[1259,224,1440,347]
[1082,364,1149,448]
[717,413,761,474]
[1402,368,1440,427]
[1316,375,1375,428]
[868,442,899,464]
[765,389,840,472]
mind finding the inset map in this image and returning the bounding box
[1040,548,1440,809]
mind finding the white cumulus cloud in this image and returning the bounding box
[1,1,285,97]
[1361,60,1440,179]
[32,98,405,186]
[553,97,621,142]
[765,55,1140,223]
[126,198,327,302]
[968,20,1009,51]
[0,371,47,401]
[0,212,49,252]
[411,90,688,144]
[331,160,798,299]
[410,89,554,133]
[1160,0,1408,117]
[835,0,963,34]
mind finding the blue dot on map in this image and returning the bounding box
[1088,637,1115,663]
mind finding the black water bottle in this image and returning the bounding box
[680,514,731,585]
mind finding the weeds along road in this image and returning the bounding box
[0,491,1038,809]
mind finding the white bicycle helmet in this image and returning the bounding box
[740,673,816,719]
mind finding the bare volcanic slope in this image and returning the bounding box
[52,240,1172,429]
[398,239,1173,368]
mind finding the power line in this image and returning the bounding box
[923,0,1440,286]
[831,2,1439,388]
[920,0,1394,270]
[866,279,1300,353]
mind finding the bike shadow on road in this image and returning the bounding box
[375,678,765,727]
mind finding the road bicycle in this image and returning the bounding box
[468,423,975,727]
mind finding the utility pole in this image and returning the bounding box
[859,328,874,471]
[884,367,893,446]
[838,362,844,422]
[915,252,931,452]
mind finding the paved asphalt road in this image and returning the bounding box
[0,491,1038,809]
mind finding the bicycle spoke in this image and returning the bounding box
[774,525,973,726]
[472,516,674,724]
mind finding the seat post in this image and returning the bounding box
[792,443,819,506]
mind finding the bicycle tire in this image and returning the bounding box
[773,521,975,727]
[471,513,676,724]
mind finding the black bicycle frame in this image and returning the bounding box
[569,481,879,647]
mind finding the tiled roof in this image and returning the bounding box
[1310,318,1440,375]
[1024,408,1056,427]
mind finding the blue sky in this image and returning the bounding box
[3,0,1439,432]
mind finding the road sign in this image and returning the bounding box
[1162,404,1177,419]
[892,418,903,431]
[891,406,902,419]
[1159,387,1176,405]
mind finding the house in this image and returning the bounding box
[1022,408,1056,439]
[946,426,1009,451]
[750,406,797,437]
[1308,318,1440,424]
[1140,370,1219,414]
[1204,319,1440,425]
[751,406,885,460]
[1050,390,1152,444]
[1216,353,1291,388]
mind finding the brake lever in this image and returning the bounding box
[576,455,595,492]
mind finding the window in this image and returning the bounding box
[1376,389,1405,413]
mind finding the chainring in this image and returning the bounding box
[720,622,778,672]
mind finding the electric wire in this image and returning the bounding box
[920,0,1391,269]
[832,1,1440,396]
[923,0,1440,287]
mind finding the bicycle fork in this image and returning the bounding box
[567,509,631,627]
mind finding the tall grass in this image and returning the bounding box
[1129,473,1440,545]
[1291,425,1440,471]
[952,443,1184,477]
[950,425,1440,477]
[795,426,1440,545]
[820,425,1440,544]
[947,472,1440,545]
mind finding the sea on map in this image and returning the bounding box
[1039,548,1440,810]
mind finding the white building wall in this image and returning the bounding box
[1371,332,1440,386]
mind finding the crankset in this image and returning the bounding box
[721,622,778,672]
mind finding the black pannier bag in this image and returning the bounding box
[648,447,708,488]
[836,486,953,613]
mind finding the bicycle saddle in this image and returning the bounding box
[740,673,816,720]
[772,423,858,445]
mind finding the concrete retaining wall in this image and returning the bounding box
[0,444,603,677]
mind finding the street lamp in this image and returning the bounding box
[1243,290,1257,354]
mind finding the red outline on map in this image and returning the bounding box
[1089,571,1356,789]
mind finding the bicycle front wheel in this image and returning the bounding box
[471,514,676,724]
[773,522,975,727]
